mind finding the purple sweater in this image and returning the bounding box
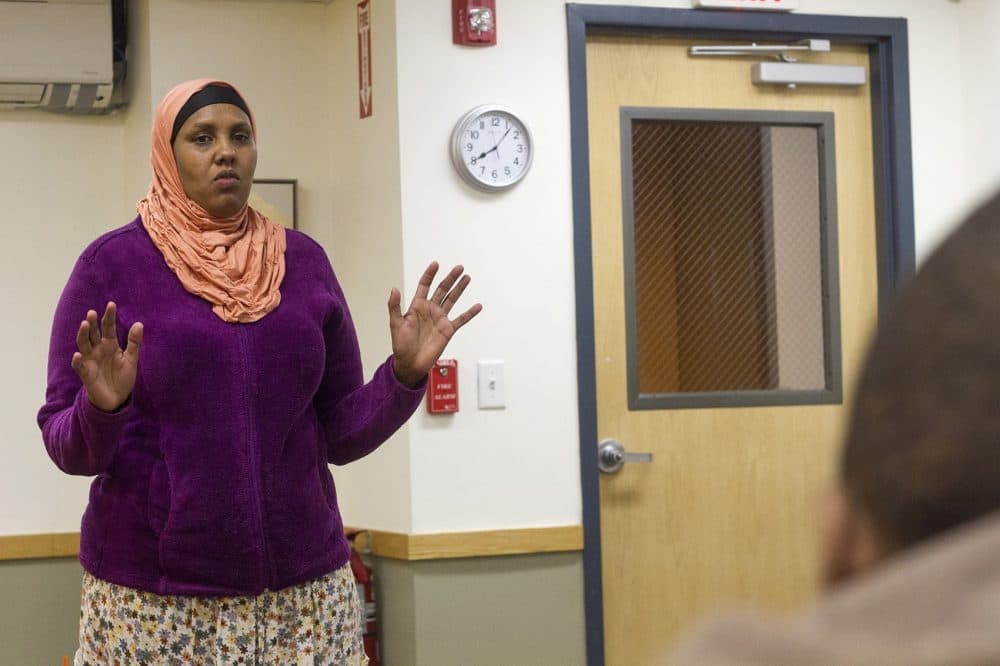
[38,217,425,596]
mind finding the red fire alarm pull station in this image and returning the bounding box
[427,359,459,414]
[452,0,496,46]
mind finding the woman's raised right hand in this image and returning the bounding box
[71,302,143,412]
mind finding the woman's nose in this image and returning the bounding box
[216,140,237,162]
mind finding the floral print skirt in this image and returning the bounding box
[75,563,367,665]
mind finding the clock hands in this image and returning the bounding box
[476,126,513,161]
[452,106,531,191]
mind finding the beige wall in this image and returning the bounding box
[324,0,414,533]
[377,552,587,665]
[1,112,126,535]
[3,0,997,663]
[0,558,82,665]
[143,0,333,239]
[5,0,390,536]
[5,0,986,544]
[0,551,585,665]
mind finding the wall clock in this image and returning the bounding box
[450,105,533,192]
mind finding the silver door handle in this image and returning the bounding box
[598,438,653,474]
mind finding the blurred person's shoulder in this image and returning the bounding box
[668,511,1000,666]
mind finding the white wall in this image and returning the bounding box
[378,0,979,534]
[4,0,989,538]
[956,0,1000,231]
[395,1,583,533]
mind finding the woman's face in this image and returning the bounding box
[172,103,257,218]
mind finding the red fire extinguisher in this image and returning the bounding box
[346,531,378,665]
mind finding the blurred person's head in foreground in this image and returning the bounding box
[823,193,1000,586]
[671,191,1000,666]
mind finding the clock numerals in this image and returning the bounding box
[452,106,532,191]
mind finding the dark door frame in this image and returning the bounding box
[567,5,914,664]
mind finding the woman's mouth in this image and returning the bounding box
[214,172,239,189]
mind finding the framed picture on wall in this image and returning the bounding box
[250,179,297,229]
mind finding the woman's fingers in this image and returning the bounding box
[77,304,140,362]
[405,262,480,327]
[430,265,464,306]
[387,288,404,327]
[412,262,440,303]
[450,303,483,332]
[123,322,144,365]
[86,310,101,348]
[101,302,118,342]
[441,274,472,314]
[70,351,85,377]
[76,319,94,355]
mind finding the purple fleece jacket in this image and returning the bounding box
[37,217,425,596]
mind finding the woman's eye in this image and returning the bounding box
[234,133,252,144]
[194,134,212,145]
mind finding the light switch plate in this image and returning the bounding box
[477,360,505,409]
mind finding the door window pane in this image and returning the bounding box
[623,109,841,409]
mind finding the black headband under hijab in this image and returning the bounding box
[170,84,252,144]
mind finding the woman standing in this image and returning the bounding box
[38,79,480,664]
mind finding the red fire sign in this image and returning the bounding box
[427,359,459,414]
[357,0,373,118]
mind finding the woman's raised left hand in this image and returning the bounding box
[388,262,482,388]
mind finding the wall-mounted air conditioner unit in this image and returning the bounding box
[0,0,114,112]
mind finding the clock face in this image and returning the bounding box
[451,106,533,192]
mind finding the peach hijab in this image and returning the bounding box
[137,79,286,323]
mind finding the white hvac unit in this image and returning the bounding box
[0,0,114,112]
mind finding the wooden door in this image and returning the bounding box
[588,36,878,663]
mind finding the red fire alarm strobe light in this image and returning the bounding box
[453,0,496,46]
[427,359,459,414]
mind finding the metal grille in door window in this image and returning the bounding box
[622,109,841,409]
